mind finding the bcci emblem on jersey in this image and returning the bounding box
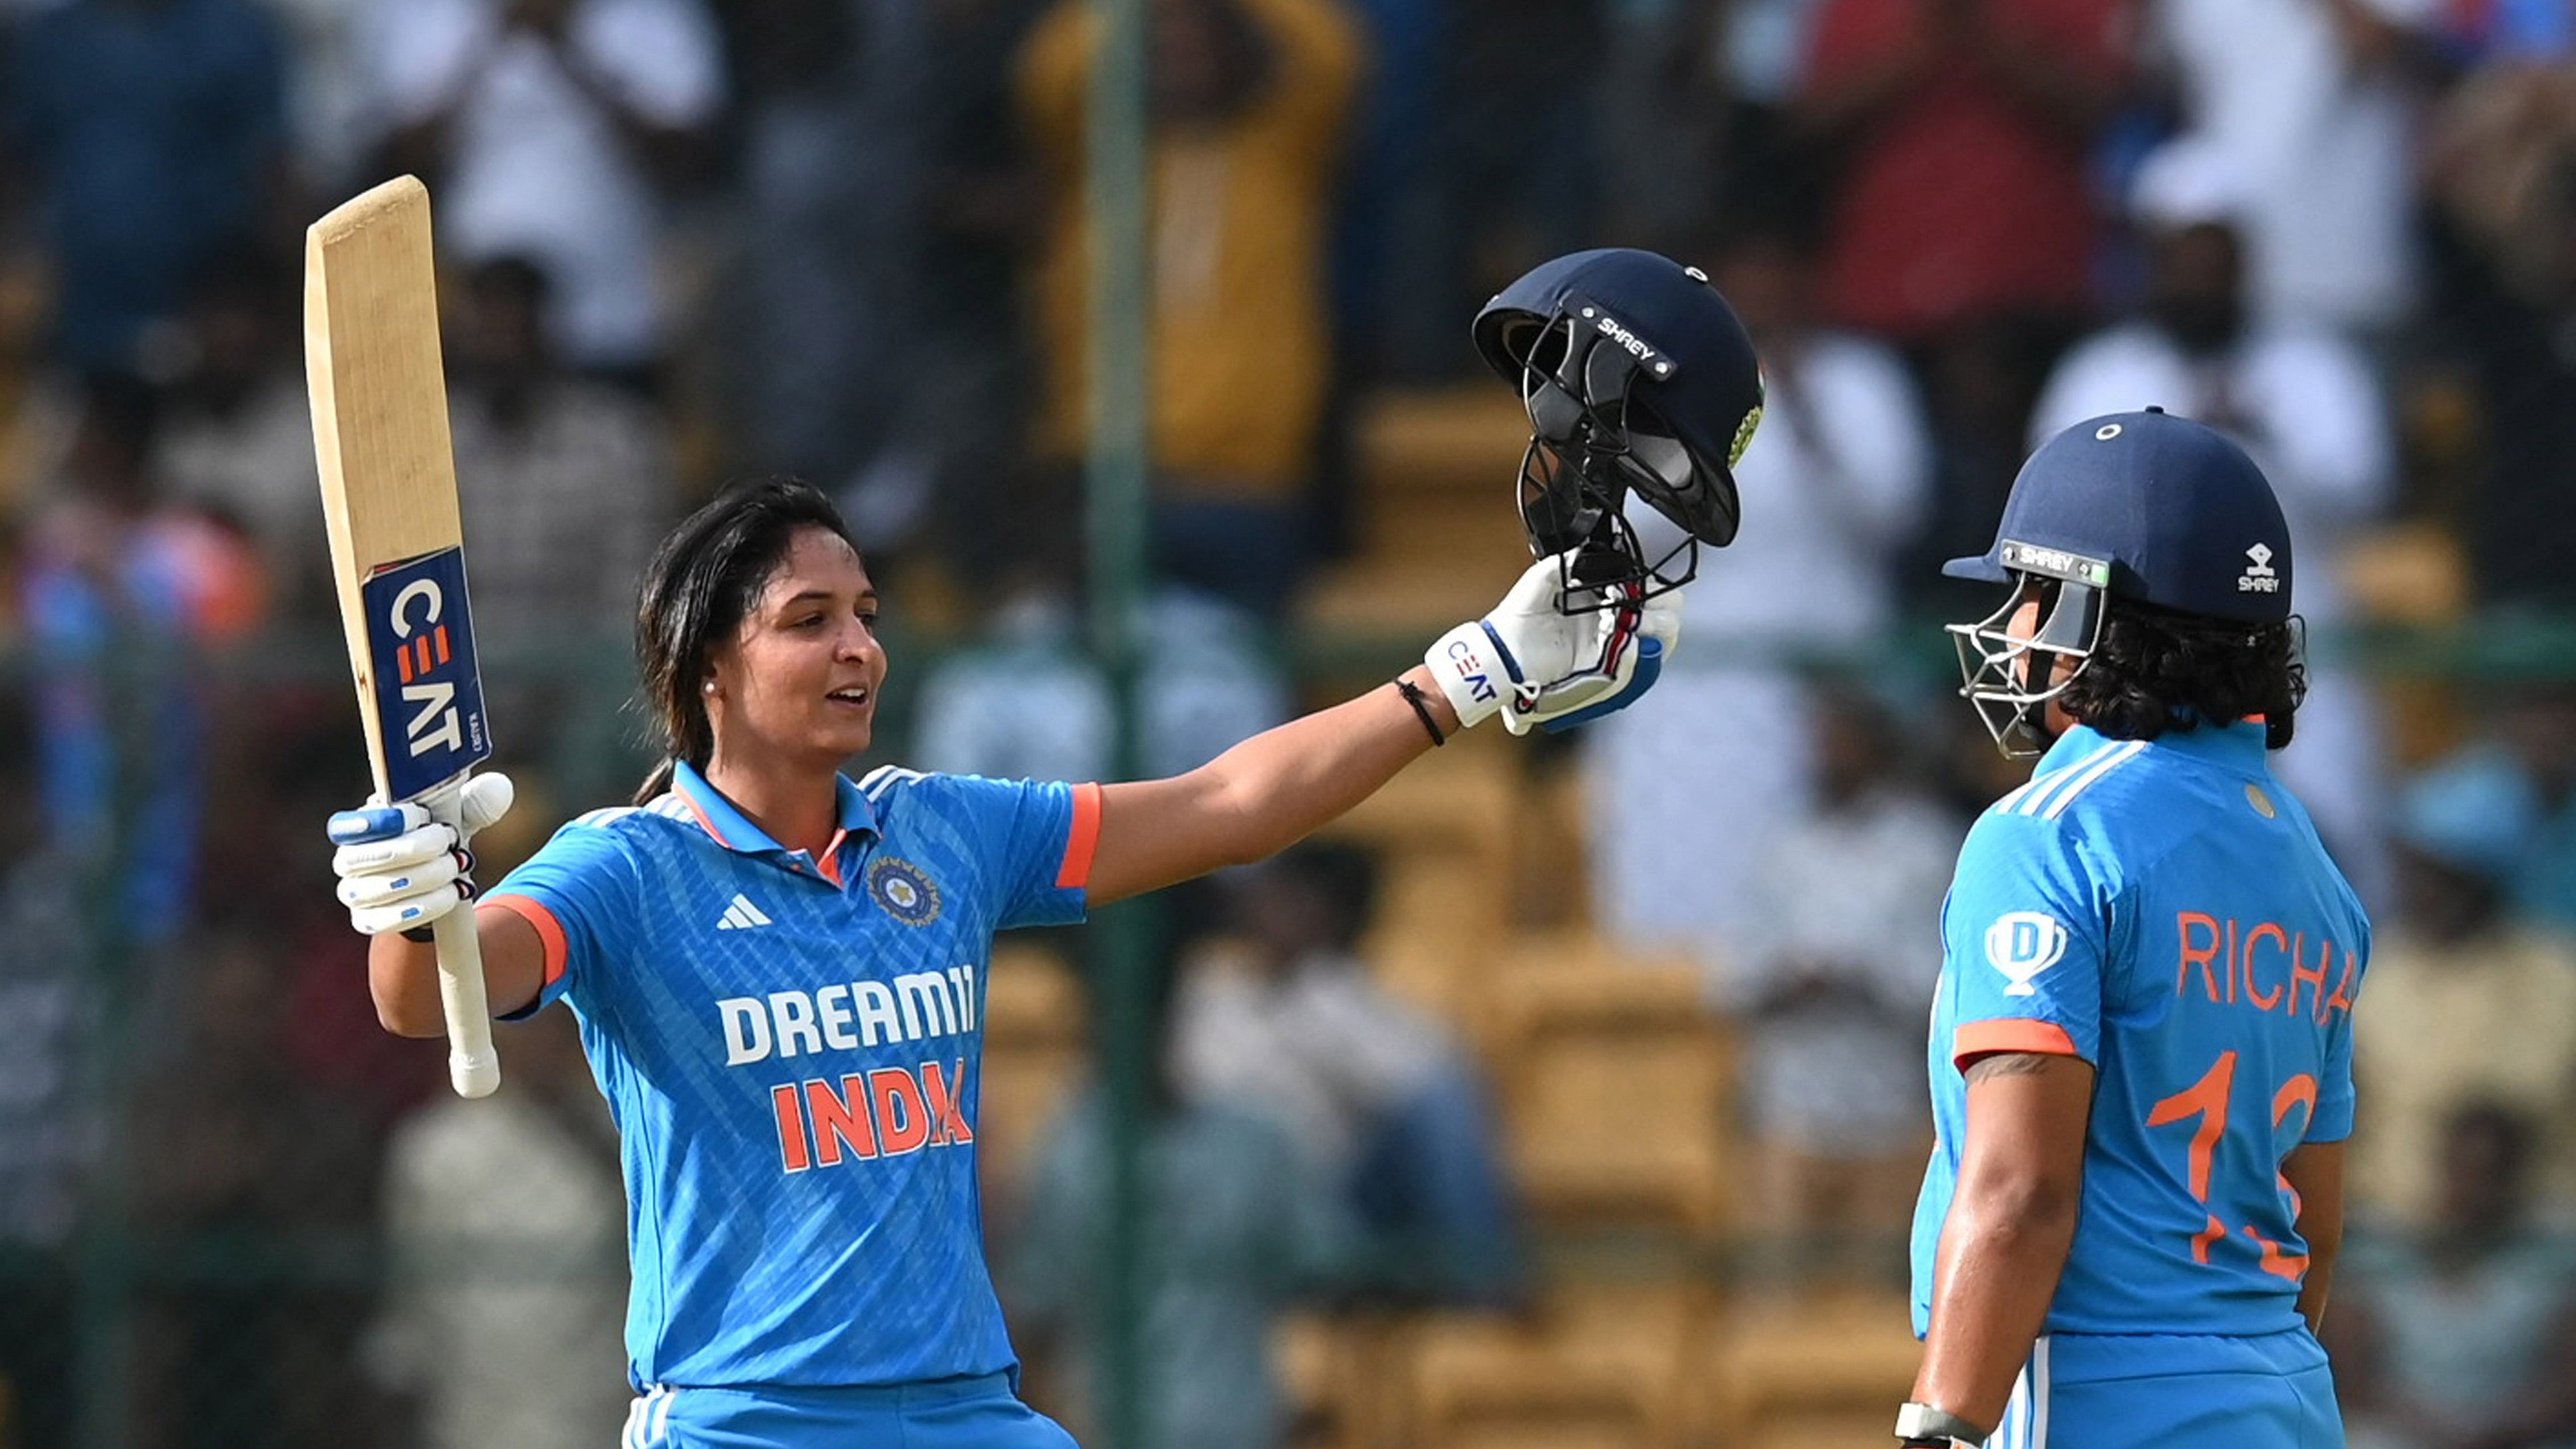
[1984,912,2069,996]
[868,857,942,928]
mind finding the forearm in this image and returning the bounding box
[1088,669,1453,903]
[366,904,543,1035]
[1913,1053,2092,1432]
[2283,1140,2345,1334]
[2295,1249,2336,1334]
[1207,665,1456,849]
[369,931,451,1037]
[1912,1185,2079,1429]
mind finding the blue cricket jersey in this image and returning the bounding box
[483,761,1100,1390]
[1912,721,2370,1342]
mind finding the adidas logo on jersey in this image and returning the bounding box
[716,894,772,931]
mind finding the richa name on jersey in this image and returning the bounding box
[715,966,984,1176]
[2174,913,2358,1023]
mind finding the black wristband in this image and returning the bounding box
[401,925,436,944]
[1395,677,1447,747]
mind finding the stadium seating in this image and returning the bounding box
[1403,1283,1704,1449]
[977,939,1088,1212]
[1300,388,1534,639]
[1485,932,1734,1234]
[1693,1290,1924,1446]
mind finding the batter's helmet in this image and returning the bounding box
[1474,248,1765,602]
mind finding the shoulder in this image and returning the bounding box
[859,763,938,816]
[570,798,694,838]
[521,798,694,870]
[1958,741,2162,886]
[1980,737,2156,830]
[2242,775,2373,934]
[861,765,1070,815]
[862,765,1016,845]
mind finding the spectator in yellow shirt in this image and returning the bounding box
[1020,0,1365,616]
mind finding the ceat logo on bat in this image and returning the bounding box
[362,547,491,800]
[1985,912,2069,997]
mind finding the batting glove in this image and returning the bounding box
[328,773,516,937]
[1425,553,1684,735]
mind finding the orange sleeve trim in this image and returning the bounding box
[1056,782,1103,891]
[482,893,569,988]
[1953,1018,2080,1068]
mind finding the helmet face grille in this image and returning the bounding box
[1506,309,1727,606]
[1947,576,2108,757]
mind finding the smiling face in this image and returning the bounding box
[704,527,885,772]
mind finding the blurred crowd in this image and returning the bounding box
[1,0,2575,1446]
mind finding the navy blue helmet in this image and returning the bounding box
[1947,408,2297,754]
[1474,248,1765,599]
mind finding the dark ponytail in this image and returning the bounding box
[632,477,857,803]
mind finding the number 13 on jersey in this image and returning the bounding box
[2147,1049,2317,1279]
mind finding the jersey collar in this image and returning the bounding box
[2041,718,2269,776]
[670,761,880,882]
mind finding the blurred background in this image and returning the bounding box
[0,0,2573,1446]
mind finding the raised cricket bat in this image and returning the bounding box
[305,176,500,1099]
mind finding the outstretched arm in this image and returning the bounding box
[1085,555,1680,905]
[1087,670,1453,905]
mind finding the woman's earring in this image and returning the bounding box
[702,681,716,694]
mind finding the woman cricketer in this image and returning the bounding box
[329,477,1664,1447]
[1898,409,2367,1449]
[325,247,1753,1449]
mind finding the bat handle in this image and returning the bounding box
[422,781,501,1099]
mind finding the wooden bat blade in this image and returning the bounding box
[307,178,486,803]
[305,175,500,1099]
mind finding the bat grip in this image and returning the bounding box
[422,781,500,1098]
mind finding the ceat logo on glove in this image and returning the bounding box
[1984,912,2069,997]
[1445,636,1499,704]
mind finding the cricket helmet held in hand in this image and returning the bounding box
[1475,248,1765,600]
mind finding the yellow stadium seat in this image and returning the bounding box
[1275,1311,1417,1449]
[1407,1292,1695,1449]
[1697,1291,1922,1437]
[1508,763,1594,932]
[2341,521,2468,623]
[1737,1410,1905,1449]
[1361,856,1510,1027]
[1483,937,1733,1234]
[1298,387,1537,635]
[1322,739,1522,868]
[1352,387,1532,501]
